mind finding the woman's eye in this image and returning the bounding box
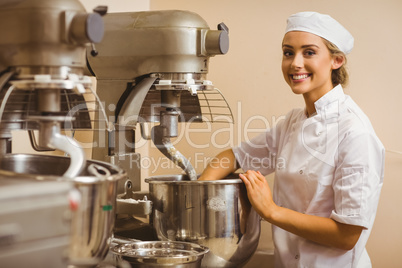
[283,51,293,57]
[305,50,316,56]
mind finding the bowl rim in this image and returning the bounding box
[111,241,209,264]
[145,174,243,185]
[0,153,126,183]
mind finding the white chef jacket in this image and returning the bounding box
[233,85,384,268]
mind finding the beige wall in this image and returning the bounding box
[80,0,149,12]
[147,0,401,267]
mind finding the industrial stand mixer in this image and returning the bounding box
[87,10,261,268]
[0,1,126,267]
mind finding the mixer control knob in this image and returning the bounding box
[93,6,108,16]
[218,22,229,34]
[70,13,104,44]
[205,22,229,55]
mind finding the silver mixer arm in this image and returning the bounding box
[151,125,197,181]
[52,132,86,178]
[35,118,86,178]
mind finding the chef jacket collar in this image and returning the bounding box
[313,84,345,117]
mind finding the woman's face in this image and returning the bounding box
[281,31,339,100]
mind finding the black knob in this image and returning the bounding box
[93,6,108,16]
[218,22,229,34]
[90,43,99,57]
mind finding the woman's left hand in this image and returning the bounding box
[239,170,276,219]
[239,171,364,250]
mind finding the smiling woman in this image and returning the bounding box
[199,11,384,268]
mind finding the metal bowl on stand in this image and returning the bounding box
[146,174,261,268]
[111,241,209,268]
[0,153,126,267]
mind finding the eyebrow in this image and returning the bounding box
[282,44,320,49]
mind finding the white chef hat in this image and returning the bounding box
[285,11,354,54]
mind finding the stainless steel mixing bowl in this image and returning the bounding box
[145,174,261,268]
[0,153,126,267]
[111,241,209,268]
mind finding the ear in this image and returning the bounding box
[332,55,345,70]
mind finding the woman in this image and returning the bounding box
[199,12,384,268]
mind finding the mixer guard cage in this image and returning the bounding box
[0,87,97,131]
[138,87,234,125]
[0,85,234,134]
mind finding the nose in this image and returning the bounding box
[291,53,303,69]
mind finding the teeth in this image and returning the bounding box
[292,74,308,80]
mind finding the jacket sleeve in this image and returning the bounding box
[232,110,291,176]
[330,128,385,228]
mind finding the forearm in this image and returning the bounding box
[239,170,364,251]
[266,205,363,250]
[198,149,239,180]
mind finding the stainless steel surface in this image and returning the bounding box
[111,241,209,268]
[151,113,197,181]
[34,116,86,178]
[0,1,122,267]
[114,73,232,127]
[0,76,95,132]
[139,78,233,124]
[0,154,126,267]
[88,11,232,199]
[107,153,141,195]
[0,0,101,145]
[116,182,153,216]
[12,66,84,80]
[86,12,238,263]
[0,0,104,164]
[0,74,94,140]
[0,0,103,133]
[0,178,73,268]
[0,0,106,184]
[0,0,103,72]
[86,11,228,80]
[146,174,261,268]
[117,76,158,128]
[150,88,197,181]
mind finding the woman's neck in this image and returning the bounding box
[303,85,333,117]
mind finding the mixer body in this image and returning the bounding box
[0,1,126,267]
[87,10,260,268]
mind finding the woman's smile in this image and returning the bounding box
[291,73,311,82]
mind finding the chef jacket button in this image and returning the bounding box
[299,170,303,174]
[295,254,299,259]
[317,131,321,136]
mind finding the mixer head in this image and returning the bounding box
[0,0,106,159]
[87,10,233,143]
[87,10,233,184]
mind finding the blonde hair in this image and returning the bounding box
[323,39,349,87]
